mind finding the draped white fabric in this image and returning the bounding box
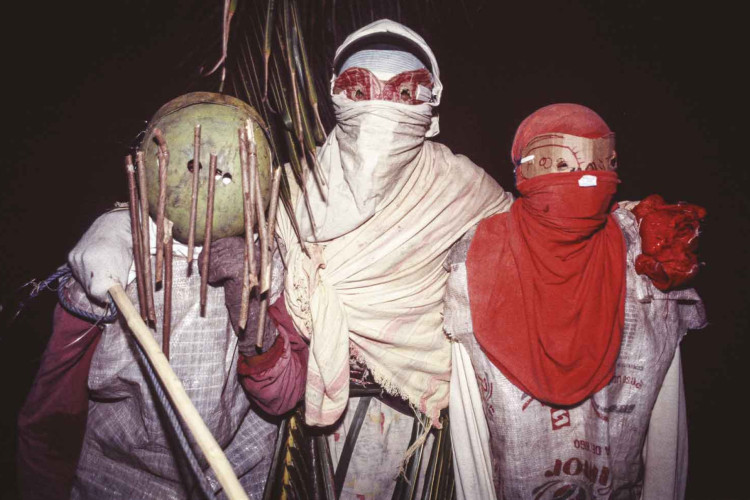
[450,342,497,500]
[279,132,509,426]
[277,19,512,427]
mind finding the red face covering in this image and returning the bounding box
[333,67,433,104]
[466,170,626,405]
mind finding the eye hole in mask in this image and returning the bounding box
[333,67,433,104]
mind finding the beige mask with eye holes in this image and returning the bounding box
[518,132,617,180]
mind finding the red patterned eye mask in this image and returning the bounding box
[333,67,433,104]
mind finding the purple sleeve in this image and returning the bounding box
[17,305,103,500]
[237,295,309,415]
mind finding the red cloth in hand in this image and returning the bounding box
[632,194,706,291]
[237,294,308,415]
[467,171,626,406]
[17,305,103,500]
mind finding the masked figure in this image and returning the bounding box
[21,19,513,499]
[445,103,706,499]
[16,93,300,499]
[269,18,513,499]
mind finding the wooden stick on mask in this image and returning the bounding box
[200,154,218,317]
[187,124,202,274]
[162,218,174,361]
[136,151,157,325]
[125,155,147,320]
[238,128,258,330]
[153,129,170,285]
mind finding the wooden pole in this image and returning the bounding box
[108,284,249,500]
[266,165,283,253]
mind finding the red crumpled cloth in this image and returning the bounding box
[632,194,706,291]
[17,305,103,500]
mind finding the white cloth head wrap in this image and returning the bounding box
[332,18,443,106]
[338,45,427,80]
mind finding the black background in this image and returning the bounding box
[1,1,745,498]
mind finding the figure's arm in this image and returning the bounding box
[237,294,308,415]
[19,208,133,499]
[200,237,308,415]
[641,349,688,500]
[17,306,103,500]
[68,209,133,303]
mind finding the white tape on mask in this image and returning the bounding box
[578,174,598,187]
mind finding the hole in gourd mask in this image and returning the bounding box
[187,159,202,172]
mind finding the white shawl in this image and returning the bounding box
[277,20,512,427]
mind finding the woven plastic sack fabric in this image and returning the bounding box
[70,257,277,499]
[446,208,705,499]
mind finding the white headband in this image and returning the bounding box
[339,48,427,80]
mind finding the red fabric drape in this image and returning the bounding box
[466,171,626,405]
[17,306,103,500]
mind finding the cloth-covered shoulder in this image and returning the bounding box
[428,141,495,179]
[426,140,514,212]
[612,206,639,254]
[613,206,707,331]
[274,163,302,249]
[443,225,477,339]
[445,224,478,271]
[67,209,134,303]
